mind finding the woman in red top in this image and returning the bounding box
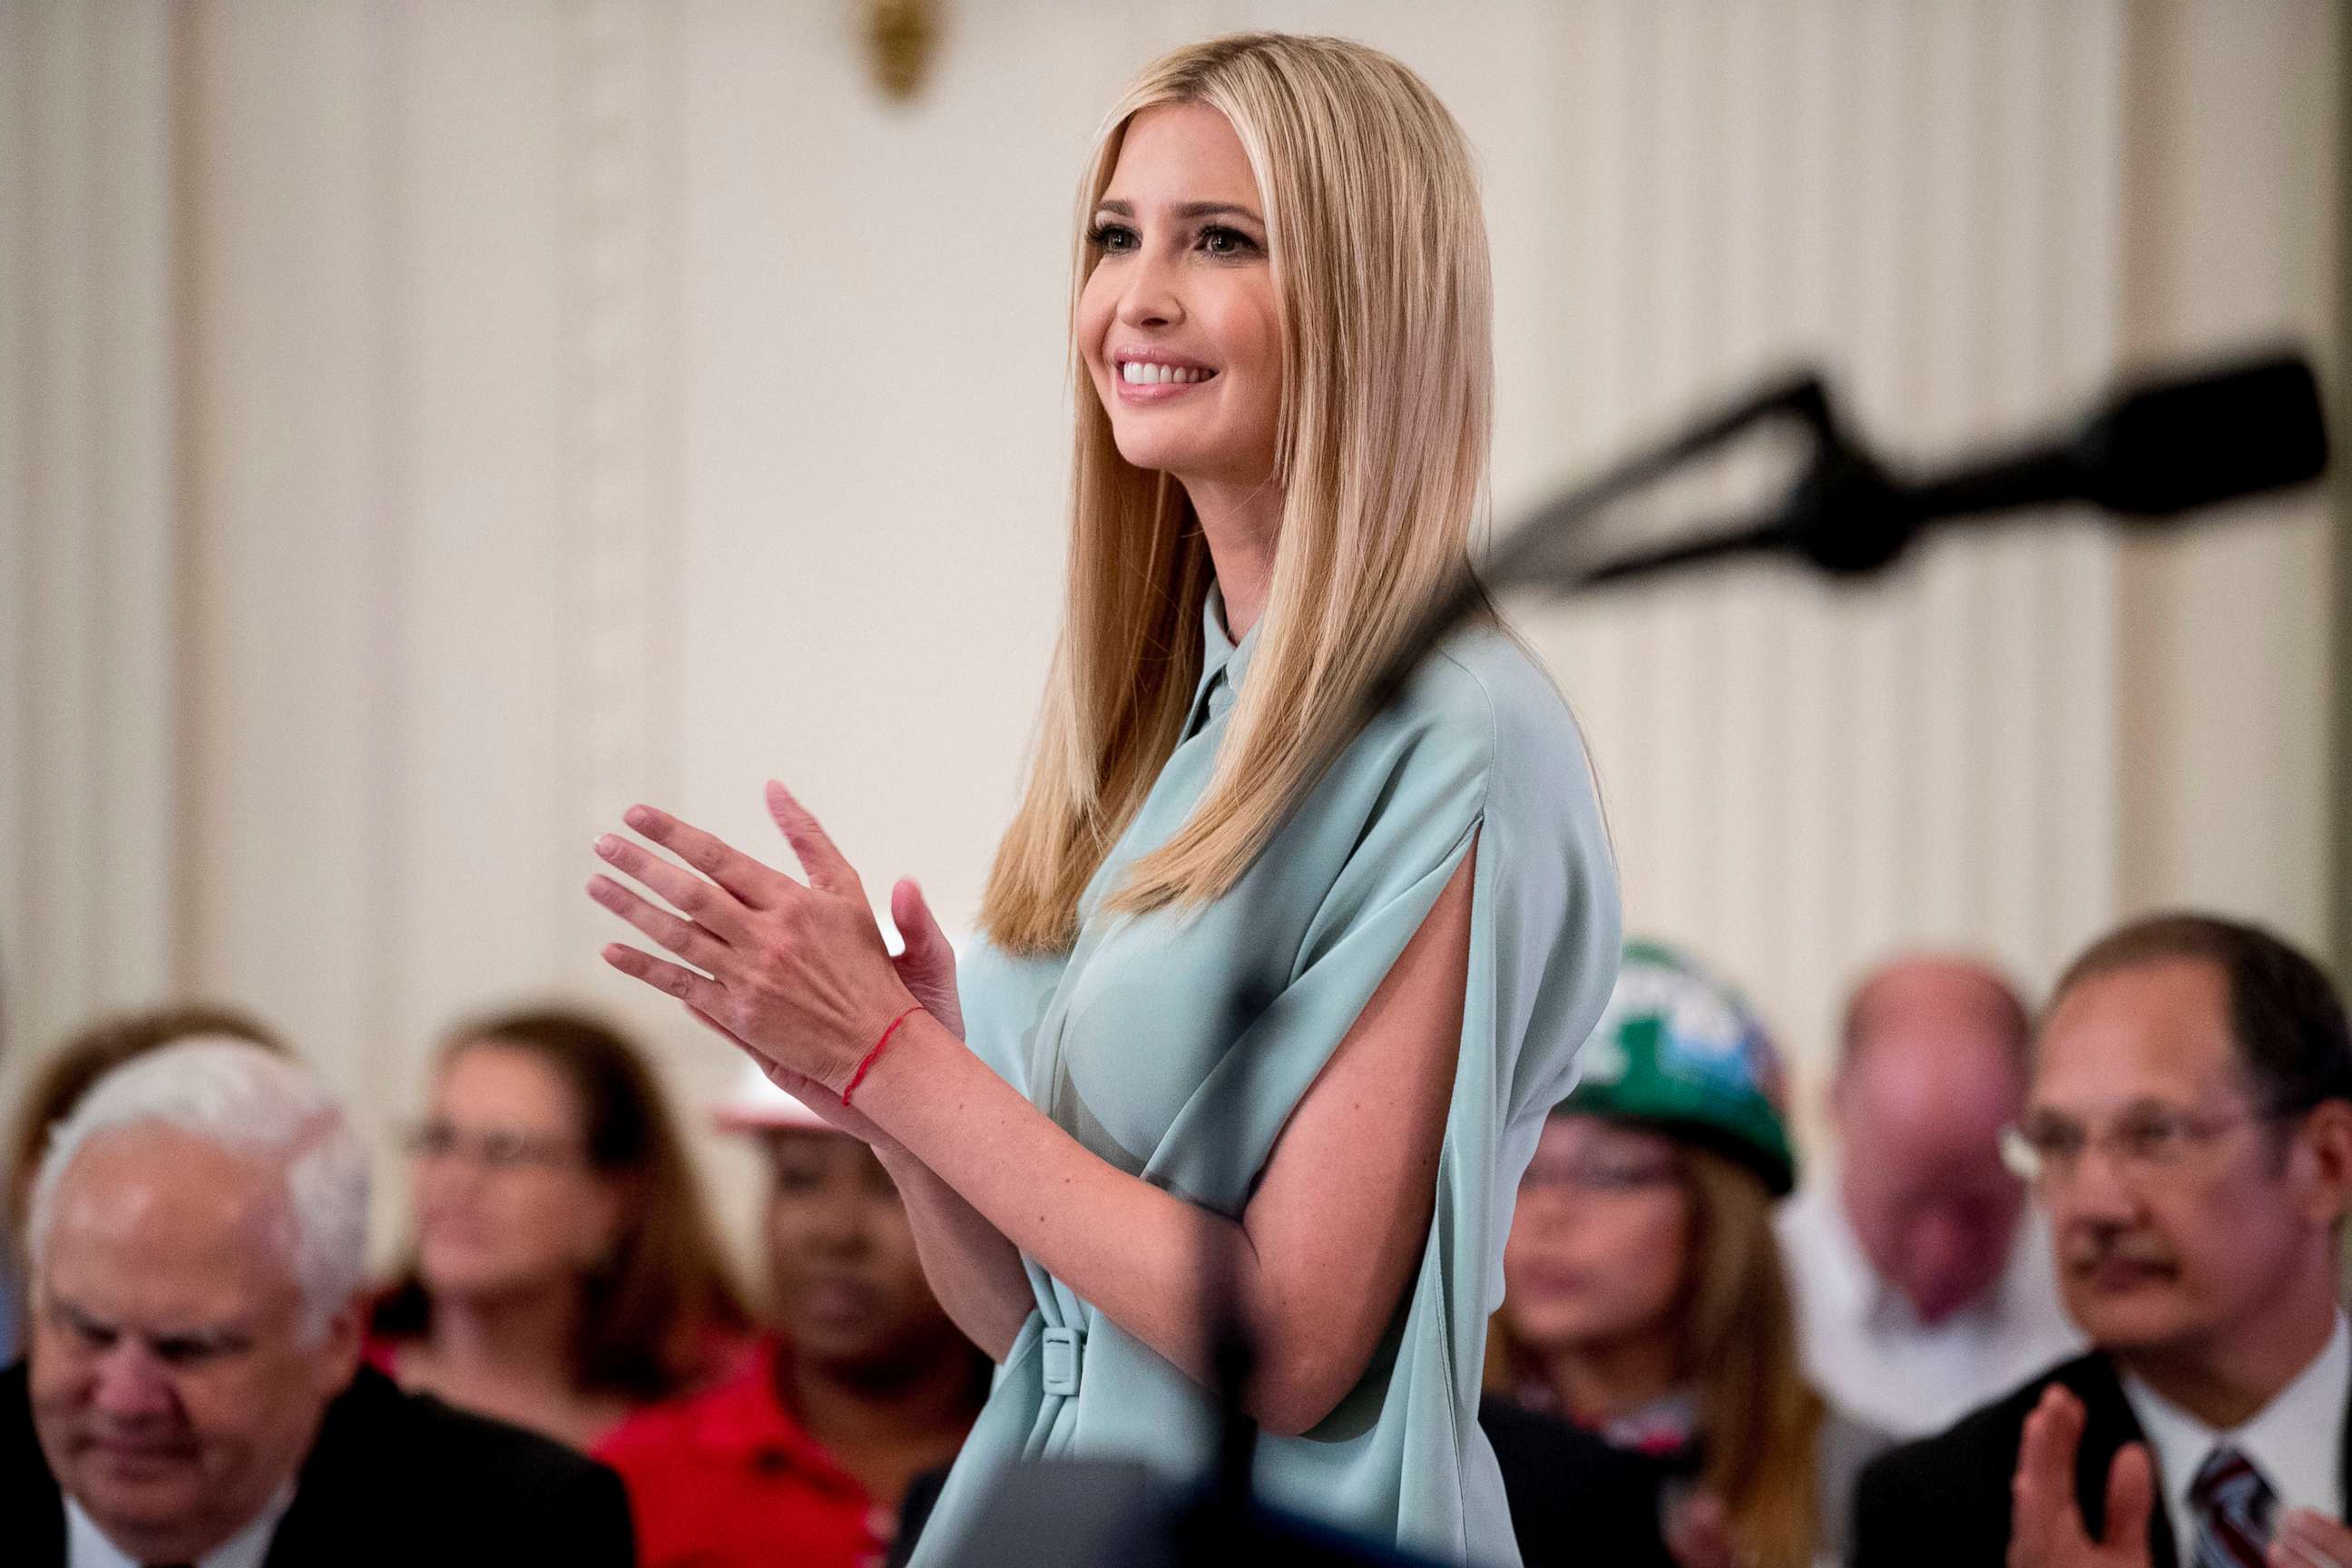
[600,1059,989,1568]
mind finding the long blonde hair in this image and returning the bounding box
[981,34,1494,953]
[1487,1147,1827,1568]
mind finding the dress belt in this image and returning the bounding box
[1041,1325,1085,1397]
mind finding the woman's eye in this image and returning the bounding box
[1086,221,1139,254]
[1199,225,1258,257]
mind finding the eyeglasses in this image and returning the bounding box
[1999,1102,2297,1188]
[1519,1156,1681,1198]
[404,1120,584,1172]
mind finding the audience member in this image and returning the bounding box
[1778,954,2080,1437]
[369,1007,749,1451]
[1,1036,632,1565]
[599,1060,989,1568]
[1851,913,2352,1568]
[2,1004,286,1359]
[1475,1395,1683,1568]
[1486,943,1889,1568]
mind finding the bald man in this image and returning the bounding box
[1777,956,2081,1437]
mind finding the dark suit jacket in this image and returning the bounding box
[1852,1350,2352,1568]
[1,1360,634,1567]
[1477,1396,1681,1568]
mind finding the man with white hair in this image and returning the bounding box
[0,1036,635,1566]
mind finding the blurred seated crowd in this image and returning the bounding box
[1,906,2346,1568]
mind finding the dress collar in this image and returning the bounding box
[1188,585,1260,732]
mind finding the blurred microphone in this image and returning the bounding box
[1910,353,2328,520]
[1585,348,2332,584]
[1356,345,2330,742]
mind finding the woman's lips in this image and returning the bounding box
[1112,371,1217,406]
[1512,1262,1592,1297]
[1106,353,1220,406]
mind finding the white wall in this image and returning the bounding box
[3,0,2339,1250]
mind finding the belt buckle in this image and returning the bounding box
[1041,1325,1084,1397]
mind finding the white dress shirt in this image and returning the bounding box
[2122,1312,2349,1559]
[66,1484,293,1568]
[1778,1181,2083,1437]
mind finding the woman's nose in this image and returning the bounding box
[1114,253,1184,329]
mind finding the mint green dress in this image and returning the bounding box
[910,593,1621,1567]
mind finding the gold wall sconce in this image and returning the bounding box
[863,0,941,103]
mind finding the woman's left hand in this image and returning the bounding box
[586,779,918,1097]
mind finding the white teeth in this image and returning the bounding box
[1121,360,1211,386]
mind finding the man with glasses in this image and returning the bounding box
[1850,913,2352,1568]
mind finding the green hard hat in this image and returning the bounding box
[1563,939,1798,1197]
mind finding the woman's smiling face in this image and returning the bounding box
[1076,102,1284,490]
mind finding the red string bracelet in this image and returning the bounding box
[843,1005,922,1107]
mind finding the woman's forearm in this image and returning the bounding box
[855,854,1470,1436]
[575,789,1446,1426]
[855,1017,1315,1426]
[878,1141,1035,1361]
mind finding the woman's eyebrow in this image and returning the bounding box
[1093,198,1265,225]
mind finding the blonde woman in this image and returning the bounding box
[585,33,1619,1564]
[1487,944,1890,1568]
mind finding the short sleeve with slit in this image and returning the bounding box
[916,597,1620,1568]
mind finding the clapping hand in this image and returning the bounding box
[2007,1386,2155,1568]
[587,780,946,1122]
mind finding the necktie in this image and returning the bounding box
[2190,1445,2278,1568]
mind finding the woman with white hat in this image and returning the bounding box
[598,1057,988,1568]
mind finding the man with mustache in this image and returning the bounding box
[596,1059,989,1568]
[1850,913,2352,1568]
[2,1035,633,1566]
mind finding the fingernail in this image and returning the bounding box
[595,835,619,857]
[623,805,653,829]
